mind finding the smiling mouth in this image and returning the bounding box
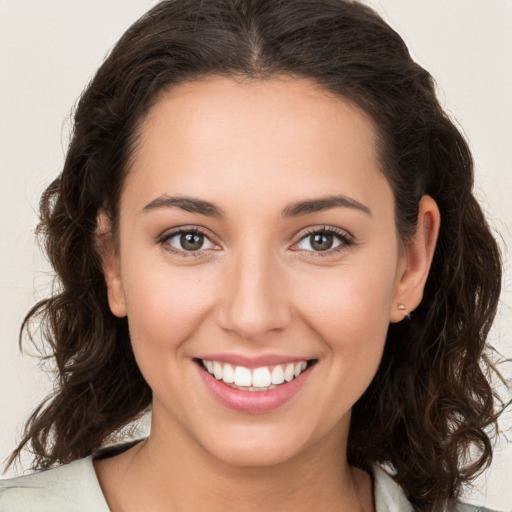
[196,358,317,392]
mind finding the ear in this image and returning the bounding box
[96,209,127,318]
[390,195,440,323]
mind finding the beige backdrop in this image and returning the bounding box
[1,0,510,509]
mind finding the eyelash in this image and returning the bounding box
[158,227,215,258]
[158,225,354,258]
[295,226,354,257]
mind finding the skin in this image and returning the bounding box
[95,76,440,512]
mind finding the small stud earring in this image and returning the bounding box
[398,303,412,320]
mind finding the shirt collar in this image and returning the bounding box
[373,464,415,512]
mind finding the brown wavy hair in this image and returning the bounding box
[8,1,505,510]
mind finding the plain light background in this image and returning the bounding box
[0,0,511,509]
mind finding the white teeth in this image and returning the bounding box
[201,359,311,388]
[223,364,235,384]
[271,365,285,385]
[234,366,252,387]
[252,367,271,387]
[213,361,223,380]
[284,363,295,382]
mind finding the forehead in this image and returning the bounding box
[124,76,390,215]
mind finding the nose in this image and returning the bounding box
[216,244,292,341]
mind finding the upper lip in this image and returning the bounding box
[197,353,314,369]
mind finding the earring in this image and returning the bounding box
[398,303,412,320]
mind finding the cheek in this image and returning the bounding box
[120,262,217,359]
[298,256,396,334]
[294,274,393,424]
[294,252,398,381]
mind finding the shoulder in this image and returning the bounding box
[0,456,110,512]
[372,465,501,512]
[445,504,500,512]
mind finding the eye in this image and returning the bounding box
[294,226,353,255]
[160,228,217,255]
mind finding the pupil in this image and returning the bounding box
[311,233,333,251]
[181,232,203,251]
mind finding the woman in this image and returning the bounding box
[0,1,506,511]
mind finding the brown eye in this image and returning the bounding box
[310,233,334,251]
[295,227,352,255]
[162,229,216,253]
[181,232,204,251]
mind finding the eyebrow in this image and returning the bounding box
[142,196,225,217]
[281,195,372,218]
[142,194,372,218]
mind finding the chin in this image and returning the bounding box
[192,416,341,470]
[202,433,307,468]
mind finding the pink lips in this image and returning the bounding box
[196,356,314,414]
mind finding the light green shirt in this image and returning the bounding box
[0,457,498,512]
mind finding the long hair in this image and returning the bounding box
[8,1,503,510]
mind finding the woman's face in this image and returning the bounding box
[103,76,415,467]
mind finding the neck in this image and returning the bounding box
[95,411,371,512]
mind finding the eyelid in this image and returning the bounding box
[158,225,220,257]
[157,224,355,258]
[291,225,354,256]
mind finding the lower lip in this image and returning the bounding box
[196,362,314,414]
